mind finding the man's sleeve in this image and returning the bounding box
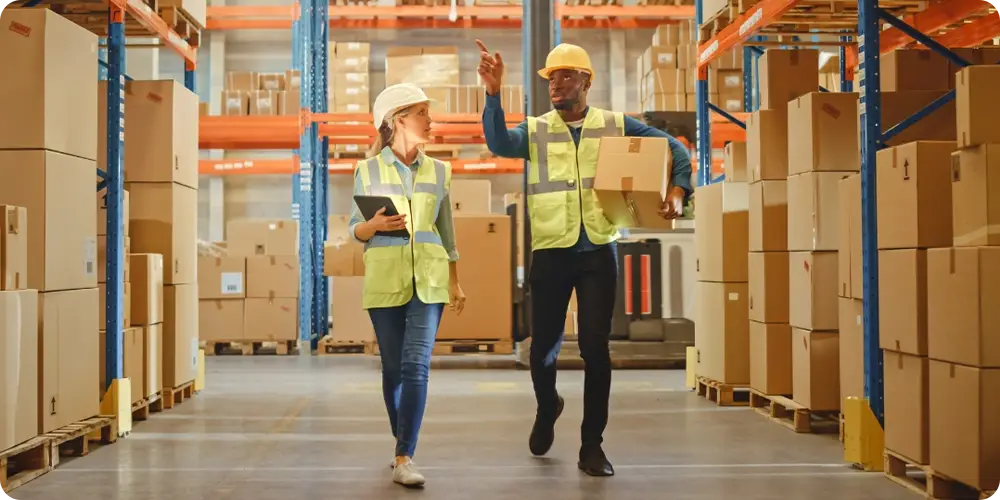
[482,93,530,160]
[624,116,694,197]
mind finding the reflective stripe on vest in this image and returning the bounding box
[527,109,620,196]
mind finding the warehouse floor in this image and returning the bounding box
[12,357,910,499]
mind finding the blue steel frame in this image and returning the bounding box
[695,0,976,426]
[101,7,198,389]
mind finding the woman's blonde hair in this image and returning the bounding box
[368,105,418,156]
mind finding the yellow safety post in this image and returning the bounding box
[195,348,206,392]
[685,346,697,390]
[97,378,132,438]
[843,396,884,472]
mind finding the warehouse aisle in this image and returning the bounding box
[12,358,908,499]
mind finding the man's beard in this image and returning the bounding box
[552,96,578,110]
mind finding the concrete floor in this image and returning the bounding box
[12,357,913,500]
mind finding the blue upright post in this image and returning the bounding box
[103,10,126,389]
[295,0,315,353]
[857,0,884,426]
[312,0,330,346]
[184,65,196,92]
[742,46,753,112]
[695,0,712,186]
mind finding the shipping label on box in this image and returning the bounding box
[951,144,1000,247]
[198,256,246,299]
[0,206,27,291]
[220,90,248,116]
[594,137,674,230]
[788,251,839,331]
[787,92,860,176]
[876,141,955,250]
[247,255,300,299]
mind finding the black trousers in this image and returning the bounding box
[529,244,617,447]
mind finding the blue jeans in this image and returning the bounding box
[368,294,443,457]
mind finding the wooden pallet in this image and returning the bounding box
[695,376,749,406]
[317,336,373,355]
[884,449,993,500]
[162,381,195,411]
[433,340,514,355]
[131,392,164,422]
[205,340,298,356]
[0,436,50,493]
[749,390,838,434]
[45,417,117,468]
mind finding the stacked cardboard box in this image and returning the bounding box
[97,190,132,332]
[924,64,1000,493]
[837,174,863,405]
[0,9,101,435]
[331,42,371,113]
[694,181,749,385]
[198,255,246,342]
[0,205,38,451]
[385,46,460,88]
[226,220,300,343]
[221,70,300,116]
[322,215,373,344]
[280,70,302,116]
[116,79,199,392]
[129,254,164,401]
[450,180,493,214]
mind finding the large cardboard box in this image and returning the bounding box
[879,249,928,356]
[929,360,1000,491]
[788,172,850,252]
[248,90,281,115]
[131,254,164,326]
[724,141,747,183]
[39,288,99,433]
[885,351,929,464]
[748,252,789,324]
[0,206,27,291]
[645,68,688,95]
[220,90,247,116]
[451,180,492,214]
[594,137,674,230]
[881,49,951,92]
[927,247,1000,368]
[876,142,955,249]
[789,251,839,331]
[696,282,750,384]
[749,180,787,252]
[225,72,258,92]
[749,321,792,396]
[98,80,198,189]
[98,326,143,405]
[0,150,97,292]
[144,324,162,398]
[244,298,297,341]
[642,94,687,113]
[198,256,245,299]
[199,299,244,342]
[0,9,98,160]
[746,109,789,182]
[787,92,860,176]
[881,91,957,146]
[126,182,197,285]
[792,328,840,411]
[838,174,863,299]
[0,290,38,450]
[951,144,1000,247]
[323,240,364,277]
[330,277,375,343]
[226,219,298,257]
[956,65,1000,148]
[695,182,749,282]
[438,215,512,341]
[163,284,197,389]
[839,298,864,401]
[246,256,299,298]
[759,49,819,111]
[641,45,679,73]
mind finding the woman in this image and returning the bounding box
[348,83,466,488]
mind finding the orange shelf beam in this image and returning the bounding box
[933,11,1000,49]
[123,0,198,63]
[200,157,524,175]
[697,0,802,72]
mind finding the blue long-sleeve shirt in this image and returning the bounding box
[482,93,693,252]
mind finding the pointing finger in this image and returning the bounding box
[475,39,489,54]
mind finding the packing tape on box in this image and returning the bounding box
[952,225,1000,247]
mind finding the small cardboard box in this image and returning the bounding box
[248,90,280,116]
[199,299,244,342]
[881,49,951,92]
[246,256,299,299]
[787,92,860,176]
[226,219,299,257]
[759,49,819,111]
[220,90,247,116]
[956,65,1000,148]
[594,137,674,230]
[696,282,750,384]
[787,172,851,252]
[695,182,749,283]
[130,253,164,326]
[749,321,792,396]
[39,288,100,433]
[876,142,955,250]
[927,247,1000,368]
[749,180,787,252]
[0,206,27,291]
[884,351,929,465]
[225,71,258,91]
[878,249,928,356]
[244,298,297,341]
[747,109,789,183]
[451,179,492,214]
[951,144,1000,247]
[788,251,839,332]
[125,182,197,285]
[723,141,747,183]
[198,256,246,299]
[748,251,789,324]
[791,328,840,411]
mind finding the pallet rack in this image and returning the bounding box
[693,0,998,432]
[200,1,697,348]
[11,0,200,391]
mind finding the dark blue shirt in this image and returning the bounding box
[481,93,693,252]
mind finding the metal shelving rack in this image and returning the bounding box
[694,0,999,428]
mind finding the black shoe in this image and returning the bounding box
[578,446,615,477]
[529,395,565,456]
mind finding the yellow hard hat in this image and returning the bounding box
[537,43,595,81]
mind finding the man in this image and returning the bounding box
[476,40,692,477]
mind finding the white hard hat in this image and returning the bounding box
[372,83,431,131]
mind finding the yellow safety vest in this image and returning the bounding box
[357,153,452,309]
[526,108,625,250]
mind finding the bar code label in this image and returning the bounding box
[83,238,97,277]
[220,272,244,295]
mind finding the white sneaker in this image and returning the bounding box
[392,458,426,487]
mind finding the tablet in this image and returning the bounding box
[353,195,410,238]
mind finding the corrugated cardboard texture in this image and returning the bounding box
[595,137,674,231]
[749,180,787,252]
[884,351,929,464]
[244,297,297,342]
[330,277,374,343]
[39,289,99,434]
[787,92,860,176]
[0,150,98,292]
[788,251,839,331]
[0,206,27,291]
[199,299,244,342]
[246,256,300,299]
[791,328,840,412]
[695,183,749,282]
[126,182,197,285]
[956,65,1000,148]
[695,282,750,384]
[759,49,819,111]
[198,256,246,300]
[746,109,789,183]
[787,172,849,252]
[749,321,792,396]
[163,284,198,388]
[839,298,864,401]
[0,9,98,160]
[876,142,955,249]
[450,179,492,214]
[748,252,789,324]
[927,247,1000,368]
[951,144,1000,247]
[878,249,928,356]
[0,290,38,450]
[130,254,164,326]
